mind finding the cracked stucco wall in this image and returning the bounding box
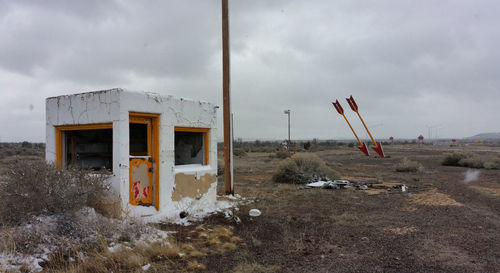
[46,88,218,218]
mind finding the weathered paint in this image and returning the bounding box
[172,173,216,201]
[45,89,218,219]
[129,158,152,205]
[129,113,159,209]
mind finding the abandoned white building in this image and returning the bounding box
[45,88,218,218]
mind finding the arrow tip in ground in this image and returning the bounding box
[358,142,370,156]
[371,142,385,157]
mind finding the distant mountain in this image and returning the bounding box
[466,132,500,140]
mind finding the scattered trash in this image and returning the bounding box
[300,179,409,194]
[306,181,327,188]
[358,184,369,190]
[223,209,241,223]
[142,263,151,271]
[249,209,261,217]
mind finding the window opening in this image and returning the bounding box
[175,129,208,165]
[130,123,148,156]
[63,129,112,171]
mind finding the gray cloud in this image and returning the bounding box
[0,0,499,142]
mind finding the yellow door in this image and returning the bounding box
[129,158,153,205]
[129,115,154,206]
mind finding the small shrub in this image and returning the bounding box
[0,159,110,226]
[303,142,311,150]
[347,142,355,147]
[21,141,32,148]
[394,157,424,172]
[441,152,500,169]
[233,148,247,157]
[273,153,339,184]
[458,155,485,168]
[484,158,500,169]
[442,152,472,166]
[275,151,292,159]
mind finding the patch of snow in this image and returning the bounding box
[225,193,242,200]
[108,243,123,253]
[31,258,43,272]
[127,183,242,225]
[174,164,212,173]
[142,263,151,271]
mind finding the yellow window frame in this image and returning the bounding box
[174,127,210,165]
[55,123,113,170]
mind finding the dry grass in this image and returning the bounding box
[394,157,424,172]
[167,224,244,268]
[442,152,500,169]
[469,186,500,197]
[222,242,237,250]
[230,236,244,243]
[363,188,389,195]
[233,149,247,157]
[0,159,110,225]
[187,260,206,270]
[383,226,418,235]
[47,237,181,273]
[275,151,292,159]
[410,189,463,206]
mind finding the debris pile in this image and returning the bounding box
[300,180,408,193]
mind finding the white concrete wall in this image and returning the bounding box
[45,89,218,219]
[45,89,121,163]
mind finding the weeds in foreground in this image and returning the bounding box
[46,238,181,273]
[0,159,110,226]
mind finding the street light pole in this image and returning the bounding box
[284,110,290,150]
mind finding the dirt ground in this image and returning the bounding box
[2,144,499,272]
[163,144,500,272]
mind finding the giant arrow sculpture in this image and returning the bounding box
[346,95,385,157]
[332,100,370,156]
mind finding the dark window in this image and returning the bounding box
[130,123,148,156]
[175,131,205,165]
[64,129,112,171]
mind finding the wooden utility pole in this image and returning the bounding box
[222,0,233,194]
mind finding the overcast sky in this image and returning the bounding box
[1,0,499,142]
